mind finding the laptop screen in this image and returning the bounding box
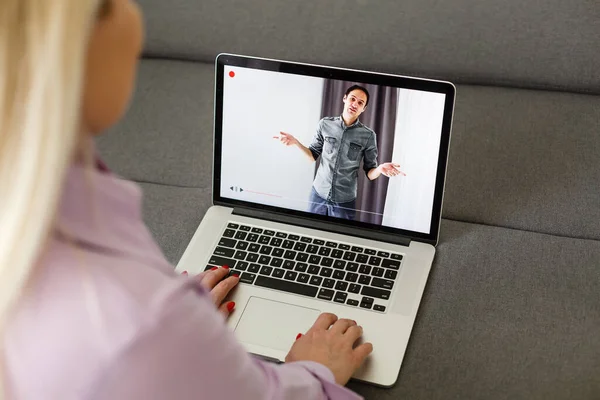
[214,54,455,243]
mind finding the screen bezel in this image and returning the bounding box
[213,53,455,245]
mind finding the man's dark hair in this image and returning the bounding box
[344,85,370,107]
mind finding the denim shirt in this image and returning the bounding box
[308,117,378,203]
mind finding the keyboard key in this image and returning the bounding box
[361,286,391,300]
[264,230,275,236]
[360,296,374,309]
[272,248,284,258]
[318,288,335,301]
[346,262,358,272]
[270,238,283,247]
[326,241,338,248]
[258,235,271,244]
[391,253,403,261]
[358,265,371,274]
[296,253,309,262]
[374,305,386,312]
[239,225,251,232]
[270,258,283,268]
[334,292,348,303]
[371,267,384,277]
[318,247,332,257]
[223,229,236,238]
[364,249,376,255]
[351,246,363,253]
[309,276,323,286]
[382,259,401,270]
[385,269,398,280]
[371,278,394,290]
[293,242,307,252]
[306,245,319,254]
[246,234,259,243]
[247,253,259,263]
[237,261,249,271]
[204,265,216,271]
[348,283,361,293]
[259,246,273,255]
[297,273,310,284]
[284,271,298,281]
[236,241,249,251]
[356,254,369,263]
[272,268,285,278]
[214,246,235,258]
[295,263,308,273]
[283,260,295,270]
[282,240,294,249]
[255,276,318,298]
[343,252,356,261]
[308,265,320,275]
[208,255,236,268]
[260,266,273,276]
[331,249,344,259]
[235,231,248,240]
[377,251,390,258]
[251,227,263,234]
[333,270,345,280]
[319,268,333,278]
[301,237,312,243]
[258,255,271,265]
[248,264,260,273]
[335,280,348,291]
[309,255,321,264]
[227,223,239,229]
[347,299,359,306]
[320,257,333,267]
[368,256,382,266]
[333,260,346,269]
[276,232,287,238]
[284,250,297,260]
[358,275,371,285]
[249,243,260,253]
[323,278,335,288]
[240,272,256,284]
[313,239,325,246]
[288,234,300,241]
[234,251,247,260]
[219,238,237,248]
[345,272,358,283]
[229,270,241,278]
[338,244,350,250]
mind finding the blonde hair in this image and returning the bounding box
[0,0,102,394]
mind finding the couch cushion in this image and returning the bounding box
[96,59,214,188]
[138,0,600,93]
[444,85,600,241]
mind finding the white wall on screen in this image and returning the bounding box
[221,67,324,212]
[382,89,446,233]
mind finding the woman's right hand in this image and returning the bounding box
[284,313,373,385]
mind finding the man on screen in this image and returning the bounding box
[276,85,405,220]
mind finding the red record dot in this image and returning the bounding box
[229,71,235,78]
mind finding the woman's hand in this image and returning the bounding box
[183,267,240,316]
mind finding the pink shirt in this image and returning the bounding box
[4,164,362,399]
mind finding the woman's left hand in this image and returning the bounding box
[183,267,240,316]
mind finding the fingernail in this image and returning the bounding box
[296,333,303,340]
[222,265,230,270]
[211,267,218,271]
[227,301,235,312]
[182,271,188,275]
[232,273,240,278]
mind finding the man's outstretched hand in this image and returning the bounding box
[274,131,299,146]
[379,163,406,177]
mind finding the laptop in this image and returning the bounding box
[176,53,455,387]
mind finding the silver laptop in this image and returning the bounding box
[176,53,455,387]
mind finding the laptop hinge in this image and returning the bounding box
[232,207,411,247]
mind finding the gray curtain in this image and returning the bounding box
[319,80,398,225]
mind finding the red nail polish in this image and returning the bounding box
[232,273,240,278]
[296,333,302,340]
[182,271,188,275]
[227,302,235,312]
[222,265,230,269]
[211,267,218,271]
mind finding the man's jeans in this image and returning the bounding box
[308,187,356,220]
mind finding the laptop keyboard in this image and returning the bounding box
[204,223,403,313]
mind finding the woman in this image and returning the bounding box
[0,0,373,398]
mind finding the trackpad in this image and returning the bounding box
[235,297,320,352]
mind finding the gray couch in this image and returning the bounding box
[97,1,600,398]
